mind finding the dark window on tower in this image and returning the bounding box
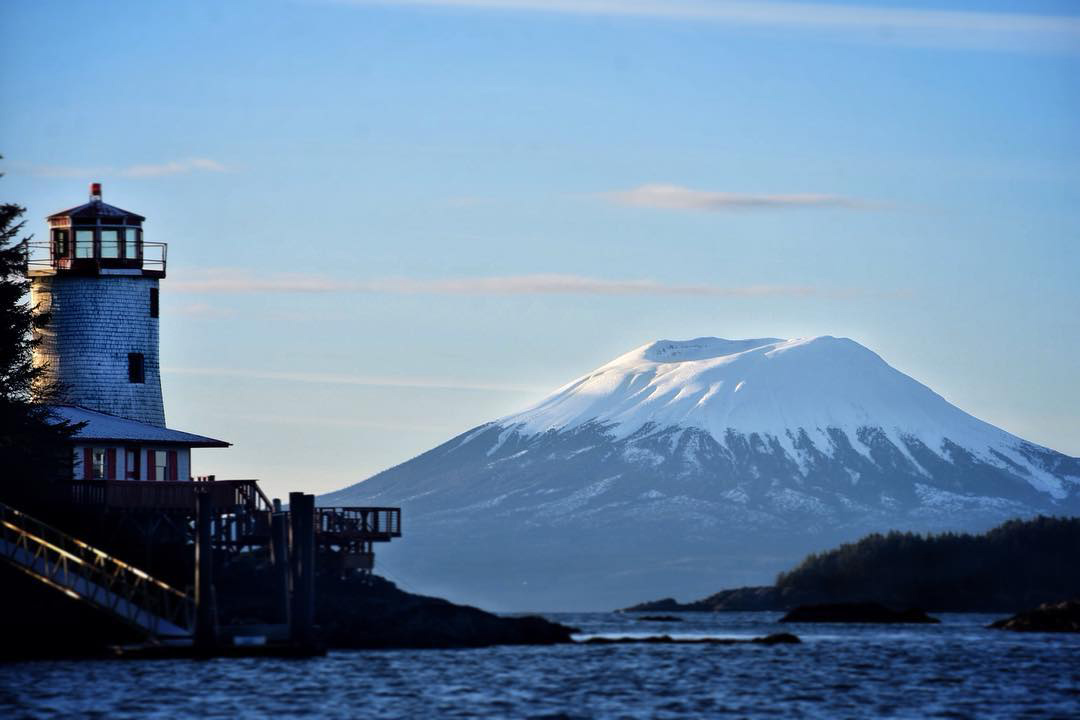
[53,229,69,258]
[150,288,159,318]
[128,353,145,384]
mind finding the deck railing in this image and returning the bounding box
[60,479,266,512]
[51,479,401,554]
[316,507,402,541]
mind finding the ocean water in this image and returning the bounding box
[2,612,1078,719]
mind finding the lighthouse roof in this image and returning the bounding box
[47,405,230,448]
[48,199,145,224]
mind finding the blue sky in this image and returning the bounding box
[2,0,1078,499]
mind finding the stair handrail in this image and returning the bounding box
[0,501,194,638]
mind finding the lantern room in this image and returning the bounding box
[41,183,165,277]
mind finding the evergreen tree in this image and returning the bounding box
[0,166,79,504]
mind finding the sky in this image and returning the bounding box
[1,0,1078,500]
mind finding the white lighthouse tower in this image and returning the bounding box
[30,183,226,483]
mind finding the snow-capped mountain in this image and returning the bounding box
[323,337,1080,611]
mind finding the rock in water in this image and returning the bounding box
[581,633,800,645]
[323,336,1080,611]
[989,600,1080,633]
[780,602,940,624]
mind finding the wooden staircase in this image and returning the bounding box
[0,502,194,643]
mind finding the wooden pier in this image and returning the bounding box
[1,477,402,657]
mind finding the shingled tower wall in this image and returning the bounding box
[30,183,167,427]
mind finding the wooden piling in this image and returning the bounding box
[271,504,291,626]
[288,492,316,649]
[194,489,218,651]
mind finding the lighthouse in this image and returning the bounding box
[30,183,227,483]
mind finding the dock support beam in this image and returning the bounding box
[289,492,316,649]
[194,490,218,651]
[271,501,291,626]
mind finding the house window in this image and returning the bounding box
[92,448,106,480]
[125,228,138,259]
[100,229,120,259]
[128,353,145,383]
[152,450,169,482]
[126,448,140,480]
[150,288,159,318]
[53,229,69,258]
[75,230,94,258]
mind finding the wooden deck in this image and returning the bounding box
[50,478,401,554]
[59,479,271,513]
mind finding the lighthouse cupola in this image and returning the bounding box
[30,184,167,427]
[42,182,164,277]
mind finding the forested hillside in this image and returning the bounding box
[628,516,1080,613]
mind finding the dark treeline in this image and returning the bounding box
[773,516,1080,611]
[0,168,79,505]
[629,516,1080,613]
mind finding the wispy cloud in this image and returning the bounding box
[167,302,238,318]
[331,0,1080,53]
[204,411,455,434]
[605,184,866,211]
[122,158,228,178]
[171,268,832,297]
[27,157,228,179]
[164,366,547,394]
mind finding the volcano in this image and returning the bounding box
[322,336,1080,611]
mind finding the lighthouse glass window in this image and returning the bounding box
[100,229,120,258]
[75,230,94,258]
[125,228,138,259]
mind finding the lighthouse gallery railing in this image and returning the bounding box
[23,240,167,274]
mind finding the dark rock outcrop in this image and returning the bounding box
[637,615,684,623]
[625,586,779,613]
[779,602,940,624]
[213,554,577,649]
[625,598,688,612]
[989,600,1080,633]
[315,574,575,648]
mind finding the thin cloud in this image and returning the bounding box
[167,302,238,318]
[205,411,454,434]
[170,268,830,297]
[27,157,228,179]
[122,158,228,178]
[163,366,547,394]
[606,184,866,211]
[332,1,1080,53]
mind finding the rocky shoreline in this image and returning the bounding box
[989,600,1080,633]
[314,574,575,648]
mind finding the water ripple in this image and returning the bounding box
[2,613,1078,719]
